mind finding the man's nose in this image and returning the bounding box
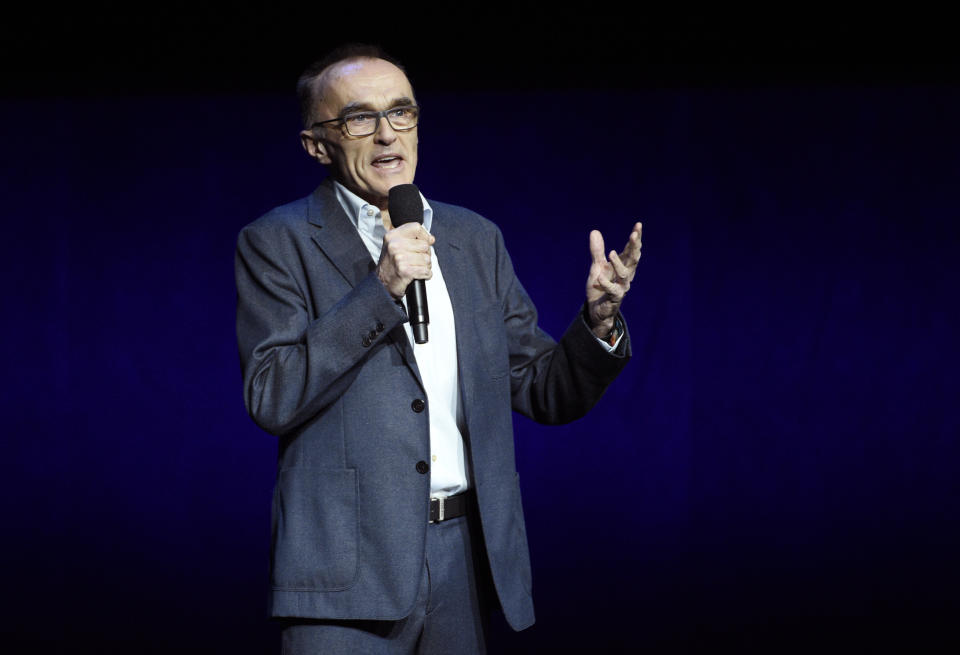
[373,116,398,144]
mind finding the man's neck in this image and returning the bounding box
[335,180,392,228]
[332,178,431,235]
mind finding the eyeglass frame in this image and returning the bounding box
[311,104,421,137]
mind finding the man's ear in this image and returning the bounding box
[300,130,332,165]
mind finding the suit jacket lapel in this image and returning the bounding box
[307,180,423,389]
[307,181,376,288]
[430,209,466,323]
[430,208,478,429]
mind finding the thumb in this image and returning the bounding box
[589,230,606,265]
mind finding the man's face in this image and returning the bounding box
[302,58,418,209]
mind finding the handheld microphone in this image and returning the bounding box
[388,183,429,344]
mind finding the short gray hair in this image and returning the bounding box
[296,43,408,128]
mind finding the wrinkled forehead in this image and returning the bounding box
[315,58,415,115]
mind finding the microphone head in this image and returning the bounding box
[388,183,423,226]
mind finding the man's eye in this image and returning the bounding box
[388,108,410,119]
[347,113,376,124]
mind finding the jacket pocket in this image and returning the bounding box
[270,467,359,591]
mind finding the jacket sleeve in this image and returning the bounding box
[492,225,632,425]
[234,219,407,436]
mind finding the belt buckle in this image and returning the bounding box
[430,496,445,524]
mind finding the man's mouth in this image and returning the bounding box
[371,154,403,169]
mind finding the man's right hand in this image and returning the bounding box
[377,222,436,299]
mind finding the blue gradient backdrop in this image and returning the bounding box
[3,86,957,652]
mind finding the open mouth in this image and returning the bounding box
[372,155,403,168]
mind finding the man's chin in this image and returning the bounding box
[377,177,416,202]
[385,178,416,193]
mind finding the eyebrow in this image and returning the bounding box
[339,97,415,116]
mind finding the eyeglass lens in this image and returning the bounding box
[344,107,418,136]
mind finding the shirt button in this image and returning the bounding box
[411,398,425,413]
[366,207,375,217]
[416,460,429,474]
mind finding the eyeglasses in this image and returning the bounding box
[312,105,420,137]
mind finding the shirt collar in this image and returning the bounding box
[332,180,433,240]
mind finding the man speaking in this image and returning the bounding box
[235,44,642,654]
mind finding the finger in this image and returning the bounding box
[405,223,425,239]
[415,253,433,278]
[397,223,431,241]
[386,236,428,255]
[609,250,631,280]
[416,226,436,245]
[594,275,624,299]
[398,256,432,279]
[621,222,642,256]
[589,230,607,265]
[387,223,416,241]
[412,266,433,279]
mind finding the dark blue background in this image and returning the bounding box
[2,15,958,653]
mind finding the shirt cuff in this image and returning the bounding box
[586,314,624,353]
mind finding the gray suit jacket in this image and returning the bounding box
[235,179,630,630]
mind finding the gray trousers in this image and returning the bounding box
[280,513,490,654]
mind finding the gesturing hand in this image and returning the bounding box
[377,222,436,299]
[585,222,642,339]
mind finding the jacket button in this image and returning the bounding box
[376,321,384,332]
[361,335,371,347]
[411,398,425,413]
[416,460,429,474]
[368,329,378,340]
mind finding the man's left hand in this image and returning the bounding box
[585,222,642,340]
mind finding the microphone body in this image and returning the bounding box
[388,184,429,344]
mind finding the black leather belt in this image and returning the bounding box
[429,491,470,523]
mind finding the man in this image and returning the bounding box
[235,44,642,653]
